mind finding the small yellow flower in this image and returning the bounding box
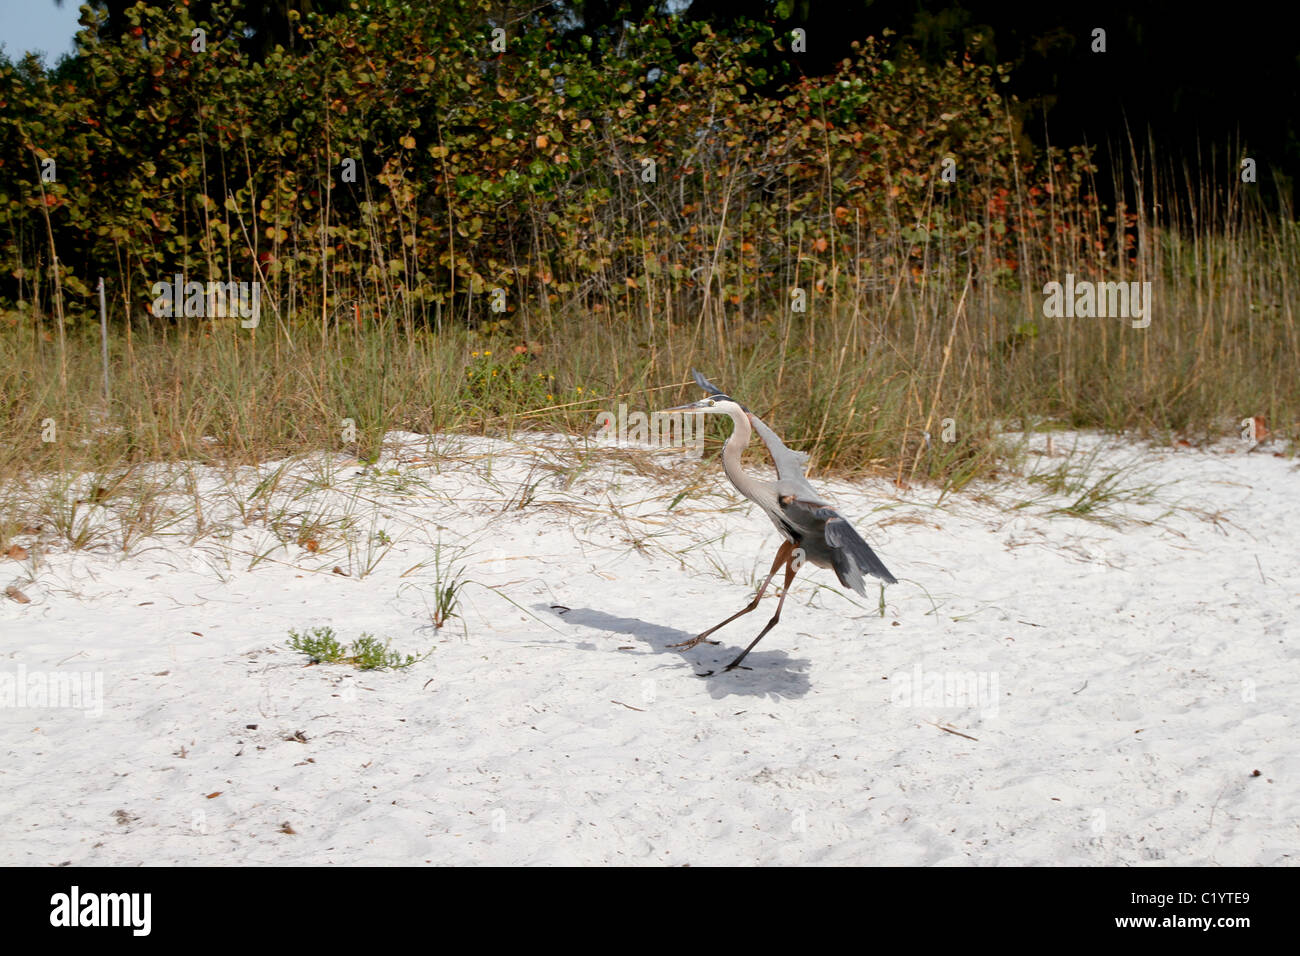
[483,350,492,357]
[547,394,554,401]
[471,350,479,357]
[576,386,583,394]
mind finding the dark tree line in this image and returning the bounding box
[49,0,1300,207]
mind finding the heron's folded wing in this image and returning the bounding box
[773,493,828,537]
[774,477,830,514]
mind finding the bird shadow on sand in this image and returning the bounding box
[542,604,812,700]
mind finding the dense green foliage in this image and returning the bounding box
[0,1,1294,503]
[1,0,1097,328]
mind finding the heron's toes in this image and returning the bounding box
[668,635,721,650]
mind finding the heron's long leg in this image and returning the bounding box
[669,541,793,651]
[719,554,800,672]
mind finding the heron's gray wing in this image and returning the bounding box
[748,413,812,485]
[778,496,898,593]
[819,507,897,587]
[772,494,827,536]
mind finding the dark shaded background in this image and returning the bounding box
[53,0,1300,209]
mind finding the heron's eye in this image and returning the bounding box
[707,399,716,407]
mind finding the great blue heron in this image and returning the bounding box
[663,369,897,674]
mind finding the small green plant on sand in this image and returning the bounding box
[287,626,429,670]
[429,538,466,629]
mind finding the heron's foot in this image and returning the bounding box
[668,634,721,650]
[695,662,752,678]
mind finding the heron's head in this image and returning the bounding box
[663,395,743,416]
[663,369,749,417]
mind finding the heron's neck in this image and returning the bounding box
[721,407,755,498]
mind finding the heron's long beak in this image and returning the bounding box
[661,399,711,413]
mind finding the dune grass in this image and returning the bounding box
[1,138,1296,558]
